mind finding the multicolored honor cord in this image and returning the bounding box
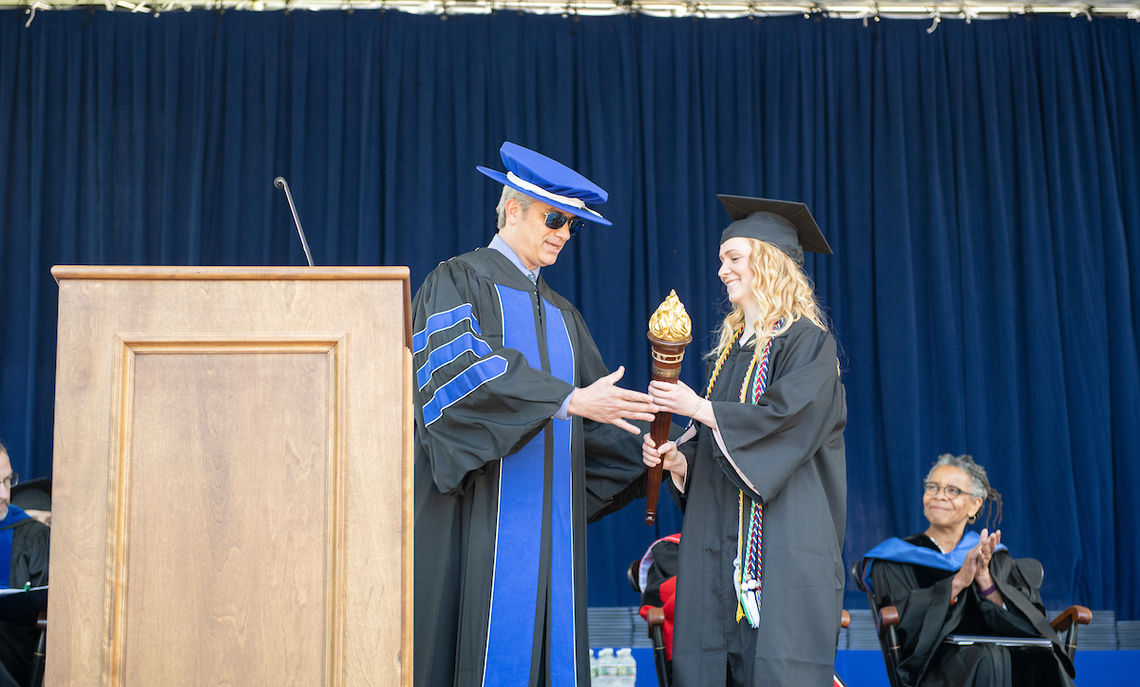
[704,323,778,629]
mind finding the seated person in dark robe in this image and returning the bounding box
[10,478,50,528]
[0,441,50,687]
[634,533,680,662]
[861,453,1076,687]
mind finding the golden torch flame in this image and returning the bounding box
[649,290,692,343]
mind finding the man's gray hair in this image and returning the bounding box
[496,186,535,229]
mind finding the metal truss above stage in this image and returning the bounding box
[4,0,1138,24]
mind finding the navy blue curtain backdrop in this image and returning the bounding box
[1,9,1137,618]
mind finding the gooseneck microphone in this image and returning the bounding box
[273,176,316,267]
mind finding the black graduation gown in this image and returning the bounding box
[870,534,1077,687]
[0,514,49,687]
[670,318,847,687]
[412,247,645,687]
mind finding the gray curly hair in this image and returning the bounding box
[926,453,1003,529]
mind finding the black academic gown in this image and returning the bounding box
[0,513,49,687]
[670,318,847,687]
[412,247,645,687]
[870,534,1077,687]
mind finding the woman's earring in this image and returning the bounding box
[968,512,978,524]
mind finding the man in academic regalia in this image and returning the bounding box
[412,142,658,687]
[0,441,49,687]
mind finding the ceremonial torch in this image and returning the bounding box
[645,290,692,526]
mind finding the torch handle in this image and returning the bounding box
[644,380,678,526]
[645,333,691,526]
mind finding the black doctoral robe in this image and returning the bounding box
[412,247,645,687]
[868,534,1077,687]
[0,510,49,687]
[670,318,847,687]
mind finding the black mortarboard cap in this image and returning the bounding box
[11,477,51,512]
[717,195,833,266]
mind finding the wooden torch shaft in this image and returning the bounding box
[644,387,675,525]
[645,334,690,526]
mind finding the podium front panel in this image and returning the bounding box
[48,267,412,686]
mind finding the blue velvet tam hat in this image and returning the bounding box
[717,194,832,267]
[477,142,612,226]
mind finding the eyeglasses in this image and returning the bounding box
[2,473,18,491]
[923,481,973,499]
[543,211,585,237]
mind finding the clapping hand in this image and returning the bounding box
[970,528,1002,599]
[952,528,1003,602]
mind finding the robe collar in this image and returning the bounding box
[0,506,31,530]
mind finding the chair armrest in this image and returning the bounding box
[646,606,670,681]
[647,606,666,630]
[841,609,850,629]
[1050,605,1091,660]
[879,605,900,628]
[877,605,903,668]
[1050,605,1092,632]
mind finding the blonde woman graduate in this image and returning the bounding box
[643,195,847,687]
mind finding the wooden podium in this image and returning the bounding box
[47,266,412,686]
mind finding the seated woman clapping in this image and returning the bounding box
[861,453,1075,687]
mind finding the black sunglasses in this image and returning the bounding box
[543,211,585,237]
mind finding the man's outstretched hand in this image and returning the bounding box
[567,366,658,434]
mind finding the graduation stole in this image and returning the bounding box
[703,322,779,629]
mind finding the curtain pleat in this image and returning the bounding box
[0,9,1137,616]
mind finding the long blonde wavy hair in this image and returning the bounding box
[711,238,828,360]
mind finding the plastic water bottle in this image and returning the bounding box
[615,647,636,686]
[594,648,616,686]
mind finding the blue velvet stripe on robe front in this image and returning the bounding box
[482,285,577,686]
